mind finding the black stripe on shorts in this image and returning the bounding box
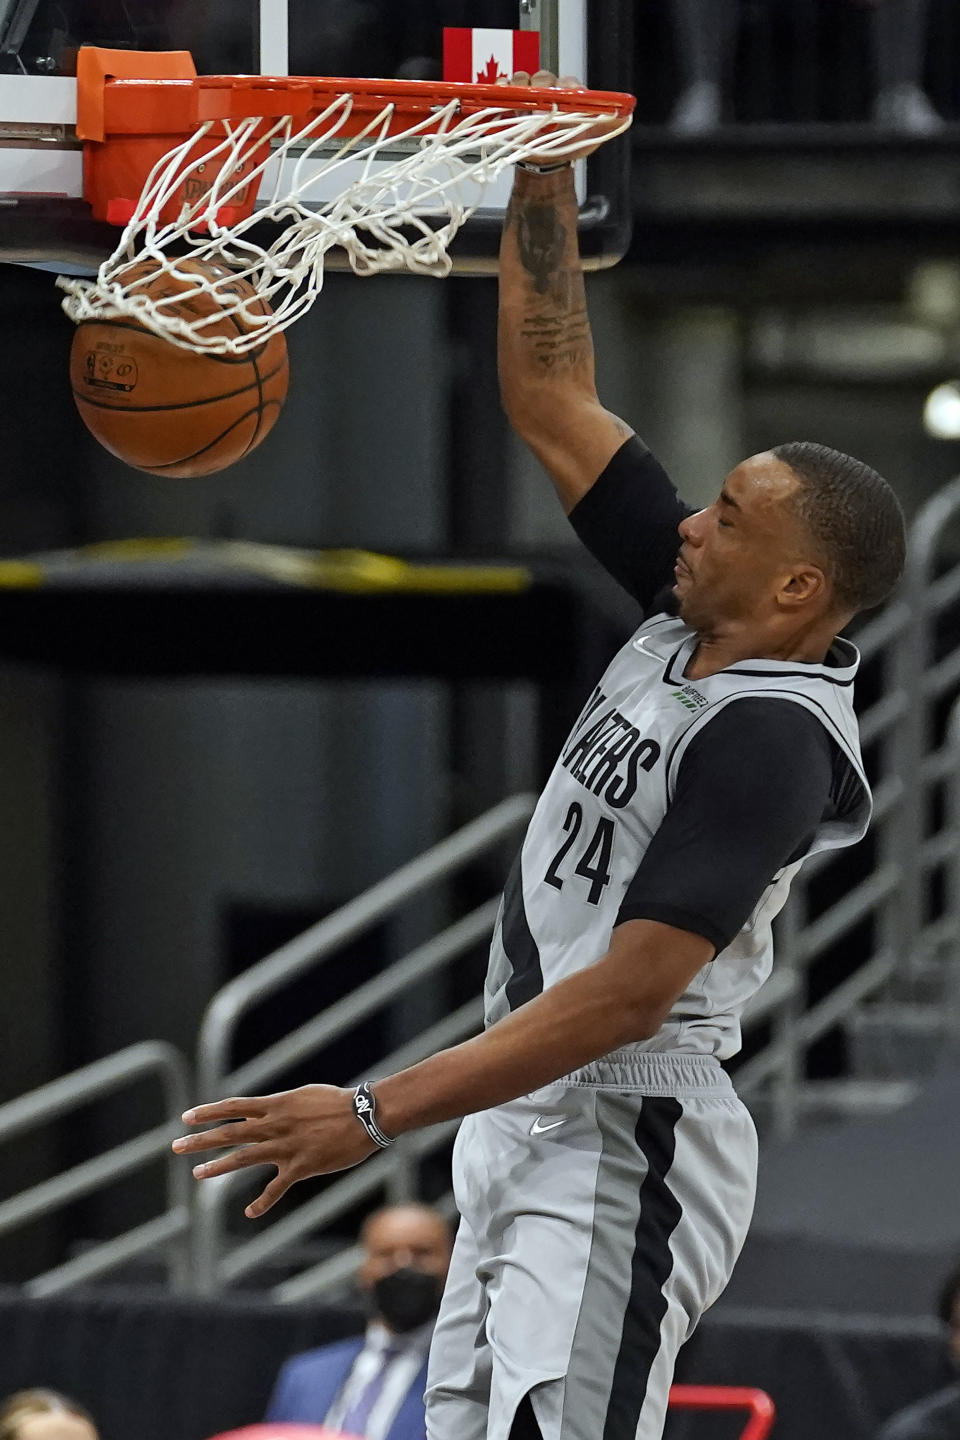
[604,1096,684,1439]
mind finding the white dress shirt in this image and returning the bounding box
[324,1319,433,1440]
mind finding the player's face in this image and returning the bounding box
[672,453,814,633]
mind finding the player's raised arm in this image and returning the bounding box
[499,151,634,512]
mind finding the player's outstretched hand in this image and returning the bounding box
[499,69,626,165]
[172,1084,378,1218]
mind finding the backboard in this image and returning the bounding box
[0,0,633,276]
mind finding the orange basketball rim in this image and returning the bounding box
[57,47,636,355]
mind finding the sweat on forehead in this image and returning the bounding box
[721,455,814,545]
[726,452,803,499]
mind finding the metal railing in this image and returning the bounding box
[0,1041,192,1294]
[736,480,960,1135]
[192,793,536,1294]
[735,596,912,1136]
[944,697,960,1036]
[893,477,960,987]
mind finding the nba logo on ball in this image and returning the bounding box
[69,258,289,478]
[83,345,139,394]
[443,28,540,84]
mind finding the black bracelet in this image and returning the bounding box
[352,1082,393,1149]
[516,159,573,174]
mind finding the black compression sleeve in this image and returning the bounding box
[567,436,696,612]
[617,701,835,953]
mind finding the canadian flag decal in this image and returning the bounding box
[443,28,541,85]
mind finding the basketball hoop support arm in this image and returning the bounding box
[520,0,559,75]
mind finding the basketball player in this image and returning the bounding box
[174,75,906,1440]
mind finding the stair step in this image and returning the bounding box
[884,955,956,1005]
[797,1078,919,1118]
[846,1003,951,1078]
[67,1236,343,1291]
[847,1003,954,1038]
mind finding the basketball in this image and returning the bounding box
[68,259,289,478]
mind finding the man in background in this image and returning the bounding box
[876,1261,960,1440]
[266,1204,451,1440]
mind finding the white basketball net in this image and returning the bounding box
[58,91,631,355]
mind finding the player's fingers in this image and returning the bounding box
[172,1120,263,1155]
[245,1171,291,1220]
[531,69,559,88]
[498,70,530,87]
[180,1096,263,1126]
[559,75,584,90]
[190,1145,269,1180]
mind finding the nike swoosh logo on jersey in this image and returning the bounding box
[632,635,658,657]
[530,1115,566,1135]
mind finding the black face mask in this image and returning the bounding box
[371,1266,444,1333]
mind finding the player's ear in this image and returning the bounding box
[778,564,828,610]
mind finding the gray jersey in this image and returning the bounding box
[484,612,871,1062]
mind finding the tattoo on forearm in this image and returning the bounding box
[506,186,592,371]
[546,268,583,311]
[513,198,567,295]
[521,306,591,371]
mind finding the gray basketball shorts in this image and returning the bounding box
[425,1052,758,1440]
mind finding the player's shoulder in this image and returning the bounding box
[686,638,865,760]
[680,696,833,783]
[698,694,829,737]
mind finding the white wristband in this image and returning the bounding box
[516,159,573,175]
[352,1082,393,1148]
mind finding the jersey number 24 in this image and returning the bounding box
[544,802,615,905]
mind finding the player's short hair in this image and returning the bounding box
[771,441,906,615]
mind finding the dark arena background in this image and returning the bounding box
[2,3,960,1439]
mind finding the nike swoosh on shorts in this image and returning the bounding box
[530,1115,566,1135]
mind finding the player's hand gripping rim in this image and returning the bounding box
[499,68,626,167]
